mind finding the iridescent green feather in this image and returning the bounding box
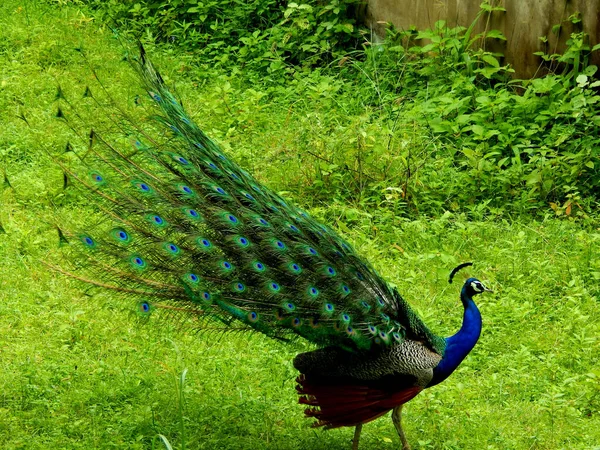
[57,46,446,356]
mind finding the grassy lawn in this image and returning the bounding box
[1,1,599,449]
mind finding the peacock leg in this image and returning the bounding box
[351,423,362,450]
[391,405,411,450]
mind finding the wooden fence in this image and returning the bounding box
[361,0,600,78]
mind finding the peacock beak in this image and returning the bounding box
[483,285,493,293]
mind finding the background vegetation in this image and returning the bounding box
[80,0,600,218]
[0,0,598,449]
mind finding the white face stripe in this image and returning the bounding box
[470,281,484,292]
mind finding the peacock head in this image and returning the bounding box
[448,263,491,301]
[462,277,492,298]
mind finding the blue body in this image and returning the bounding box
[428,278,483,387]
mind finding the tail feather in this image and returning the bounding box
[53,45,443,353]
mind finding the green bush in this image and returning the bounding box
[270,19,600,219]
[83,0,363,72]
[54,1,600,219]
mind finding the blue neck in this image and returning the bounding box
[428,287,482,387]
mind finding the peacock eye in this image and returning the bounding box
[471,281,483,292]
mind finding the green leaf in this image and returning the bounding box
[583,65,598,77]
[526,170,541,186]
[341,23,354,33]
[576,74,588,87]
[482,54,499,68]
[476,66,501,78]
[471,124,485,136]
[485,29,506,40]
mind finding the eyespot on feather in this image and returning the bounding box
[131,139,145,149]
[272,239,286,251]
[233,282,245,292]
[220,212,240,226]
[171,154,189,165]
[177,184,195,196]
[147,214,168,228]
[307,287,319,298]
[241,191,255,202]
[196,237,213,250]
[80,235,96,249]
[287,262,302,274]
[219,260,234,272]
[234,236,250,248]
[149,91,161,102]
[204,160,219,170]
[163,242,181,256]
[129,255,148,271]
[183,208,202,221]
[213,185,227,196]
[378,331,391,345]
[89,171,106,186]
[137,301,154,316]
[255,217,270,227]
[305,246,318,256]
[132,180,153,194]
[268,282,281,293]
[110,228,131,244]
[282,301,295,312]
[184,273,200,284]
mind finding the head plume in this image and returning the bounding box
[448,262,473,284]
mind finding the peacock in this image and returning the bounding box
[52,46,491,450]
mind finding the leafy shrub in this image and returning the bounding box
[82,0,363,72]
[273,17,600,219]
[56,0,600,219]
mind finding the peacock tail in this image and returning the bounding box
[54,46,446,358]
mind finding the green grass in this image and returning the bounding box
[1,1,599,449]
